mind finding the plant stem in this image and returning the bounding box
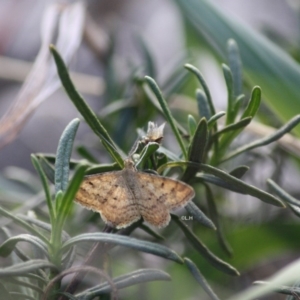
[59,225,114,299]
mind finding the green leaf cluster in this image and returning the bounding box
[1,34,300,300]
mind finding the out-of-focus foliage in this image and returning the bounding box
[175,0,300,137]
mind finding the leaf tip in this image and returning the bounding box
[49,43,56,52]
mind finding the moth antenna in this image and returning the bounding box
[128,136,140,157]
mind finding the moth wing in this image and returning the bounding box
[135,172,195,227]
[75,171,141,229]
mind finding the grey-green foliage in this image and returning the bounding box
[1,39,299,300]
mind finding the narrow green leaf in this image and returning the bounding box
[185,64,216,117]
[85,163,120,175]
[212,117,252,140]
[13,244,31,263]
[52,165,87,259]
[161,161,284,207]
[200,163,285,207]
[56,164,88,232]
[156,153,168,170]
[175,0,300,137]
[17,215,52,232]
[135,142,160,168]
[197,174,247,194]
[205,184,233,257]
[62,232,183,264]
[223,115,300,162]
[207,111,225,129]
[50,45,124,168]
[254,281,300,297]
[196,89,211,120]
[0,259,57,277]
[212,117,252,164]
[156,159,240,201]
[241,86,261,119]
[188,114,197,137]
[0,226,31,262]
[99,98,134,118]
[0,282,12,300]
[31,154,55,223]
[222,64,235,125]
[76,146,99,163]
[158,161,247,203]
[211,88,259,164]
[0,205,49,244]
[287,203,300,218]
[38,156,55,184]
[137,35,156,77]
[2,277,44,295]
[227,39,242,97]
[62,246,76,270]
[182,118,208,182]
[156,146,180,162]
[184,258,221,300]
[5,271,47,284]
[229,165,249,179]
[138,224,165,241]
[188,118,208,161]
[18,215,70,241]
[43,263,116,299]
[185,202,216,230]
[143,83,189,137]
[76,269,171,299]
[55,190,64,218]
[162,57,190,96]
[285,280,300,299]
[227,258,300,300]
[233,94,244,116]
[55,118,80,193]
[36,154,80,169]
[267,179,300,207]
[157,161,187,174]
[172,215,239,276]
[0,234,49,258]
[145,76,188,159]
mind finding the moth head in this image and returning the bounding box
[124,158,136,170]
